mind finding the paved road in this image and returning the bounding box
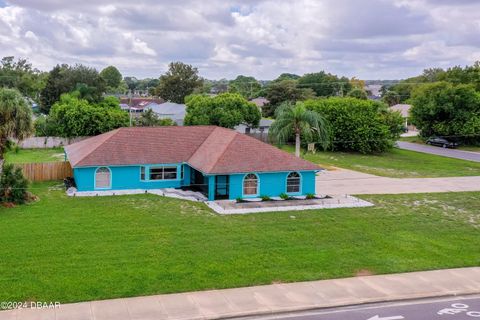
[246,295,480,320]
[396,141,480,162]
[316,168,480,195]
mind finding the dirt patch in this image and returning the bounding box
[355,269,375,277]
[1,202,16,208]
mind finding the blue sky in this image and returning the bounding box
[0,0,479,80]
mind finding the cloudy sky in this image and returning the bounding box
[0,0,479,80]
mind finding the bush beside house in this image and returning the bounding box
[304,97,403,154]
[36,93,129,138]
[184,93,261,129]
[0,163,29,205]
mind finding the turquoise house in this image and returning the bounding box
[65,126,321,201]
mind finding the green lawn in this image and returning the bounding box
[4,148,65,164]
[0,182,479,304]
[299,148,480,178]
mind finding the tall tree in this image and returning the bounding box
[264,80,315,117]
[100,66,123,89]
[273,73,301,82]
[228,75,261,99]
[124,76,139,91]
[382,90,401,106]
[39,64,106,114]
[298,71,352,97]
[0,56,46,100]
[0,88,33,159]
[156,62,203,103]
[269,102,329,157]
[184,93,261,128]
[347,88,368,100]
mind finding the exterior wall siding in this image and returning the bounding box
[227,171,316,200]
[73,163,188,191]
[73,163,317,201]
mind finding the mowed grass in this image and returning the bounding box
[4,148,65,163]
[300,147,480,178]
[0,182,479,304]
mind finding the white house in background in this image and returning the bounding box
[364,84,382,99]
[145,102,186,125]
[235,119,273,134]
[390,104,412,128]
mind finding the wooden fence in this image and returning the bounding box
[15,162,73,182]
[245,132,272,144]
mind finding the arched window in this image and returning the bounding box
[286,172,301,193]
[243,173,258,196]
[95,167,111,189]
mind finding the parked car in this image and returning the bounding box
[426,136,459,148]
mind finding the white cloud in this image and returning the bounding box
[0,0,479,79]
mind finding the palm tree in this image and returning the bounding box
[269,102,329,157]
[0,88,33,161]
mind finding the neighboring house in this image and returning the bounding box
[250,97,269,108]
[64,126,320,201]
[390,104,413,128]
[119,98,164,114]
[145,102,186,125]
[235,119,273,134]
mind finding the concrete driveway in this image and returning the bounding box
[396,141,480,162]
[316,168,480,195]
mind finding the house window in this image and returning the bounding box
[286,172,301,193]
[243,173,258,196]
[140,166,146,180]
[180,165,184,180]
[95,167,111,189]
[149,166,177,180]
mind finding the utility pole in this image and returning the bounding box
[128,89,133,127]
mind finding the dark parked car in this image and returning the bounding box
[426,136,459,148]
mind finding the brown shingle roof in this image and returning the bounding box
[65,126,320,174]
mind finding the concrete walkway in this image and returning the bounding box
[397,141,480,162]
[206,195,373,214]
[1,267,479,320]
[316,168,480,195]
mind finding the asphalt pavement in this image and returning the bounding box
[396,141,480,162]
[244,295,480,320]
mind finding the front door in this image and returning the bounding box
[215,175,229,200]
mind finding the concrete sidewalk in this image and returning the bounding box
[1,267,480,320]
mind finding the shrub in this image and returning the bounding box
[410,82,480,144]
[48,93,129,138]
[34,115,58,137]
[279,193,289,200]
[236,197,243,203]
[0,163,29,204]
[184,93,261,129]
[306,193,316,199]
[261,195,271,201]
[304,97,402,153]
